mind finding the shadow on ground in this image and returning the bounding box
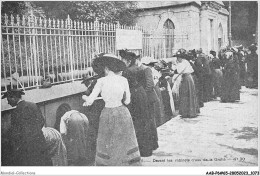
[232,127,258,141]
[214,133,224,136]
[218,144,258,157]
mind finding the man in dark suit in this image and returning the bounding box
[2,89,51,166]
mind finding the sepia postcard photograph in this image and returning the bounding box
[0,1,259,175]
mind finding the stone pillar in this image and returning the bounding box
[189,9,201,50]
[200,4,209,53]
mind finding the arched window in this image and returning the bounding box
[164,19,175,30]
[163,19,175,57]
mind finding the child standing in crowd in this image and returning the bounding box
[82,54,141,166]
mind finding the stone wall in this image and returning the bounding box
[135,2,229,55]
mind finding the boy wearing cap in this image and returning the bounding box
[2,89,51,166]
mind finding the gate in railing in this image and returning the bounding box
[1,14,188,92]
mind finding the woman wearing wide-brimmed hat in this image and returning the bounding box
[82,53,141,166]
[120,50,156,157]
[173,49,200,118]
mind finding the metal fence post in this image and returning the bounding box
[151,29,155,59]
[1,14,193,90]
[68,15,74,82]
[94,18,100,54]
[31,14,39,88]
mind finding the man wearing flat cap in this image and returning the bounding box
[2,89,51,166]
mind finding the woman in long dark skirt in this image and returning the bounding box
[158,74,174,118]
[120,50,157,157]
[174,49,200,118]
[139,57,159,151]
[210,50,223,98]
[156,60,175,119]
[245,44,258,88]
[221,51,241,102]
[186,51,204,108]
[152,67,166,126]
[140,57,165,127]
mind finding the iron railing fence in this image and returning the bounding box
[142,31,188,59]
[1,14,188,92]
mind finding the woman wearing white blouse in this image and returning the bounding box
[174,49,200,118]
[82,54,141,166]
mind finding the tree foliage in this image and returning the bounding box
[1,1,45,18]
[1,1,27,17]
[1,1,137,25]
[73,1,137,25]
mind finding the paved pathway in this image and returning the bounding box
[142,87,258,166]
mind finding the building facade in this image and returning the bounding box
[135,1,229,54]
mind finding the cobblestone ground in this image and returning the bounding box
[141,87,258,166]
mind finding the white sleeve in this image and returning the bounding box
[177,60,194,74]
[124,78,131,105]
[176,62,186,73]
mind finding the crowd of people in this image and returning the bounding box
[1,43,258,166]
